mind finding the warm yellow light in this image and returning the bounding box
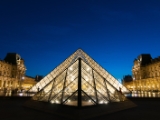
[44,90,49,93]
[69,67,73,70]
[105,101,108,104]
[99,100,103,104]
[86,77,88,81]
[87,67,90,71]
[56,100,59,103]
[50,100,54,104]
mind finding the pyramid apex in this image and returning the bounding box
[74,49,85,56]
[76,48,83,52]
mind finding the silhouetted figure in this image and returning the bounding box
[119,87,122,94]
[119,87,125,101]
[37,87,40,92]
[4,88,7,96]
[11,89,14,96]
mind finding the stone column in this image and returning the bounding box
[3,80,5,88]
[8,80,11,88]
[1,80,4,89]
[0,80,1,87]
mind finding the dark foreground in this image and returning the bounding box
[0,97,160,120]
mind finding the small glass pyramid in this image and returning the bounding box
[29,49,129,107]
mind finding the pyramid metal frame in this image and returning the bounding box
[29,49,129,107]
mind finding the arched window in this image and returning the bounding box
[157,72,159,77]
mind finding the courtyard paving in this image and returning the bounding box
[0,97,160,120]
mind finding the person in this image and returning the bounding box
[11,89,14,96]
[4,87,7,96]
[37,87,40,92]
[119,87,122,94]
[119,87,125,101]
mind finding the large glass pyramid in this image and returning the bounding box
[29,49,129,107]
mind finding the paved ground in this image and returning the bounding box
[24,98,136,119]
[95,97,160,120]
[0,97,160,120]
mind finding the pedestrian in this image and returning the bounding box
[37,87,40,92]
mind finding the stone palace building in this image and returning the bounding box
[0,53,36,91]
[123,54,160,92]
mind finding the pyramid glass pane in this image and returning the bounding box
[48,78,65,101]
[39,92,51,102]
[81,91,95,106]
[97,92,109,104]
[81,62,94,86]
[45,60,78,104]
[80,50,128,93]
[54,70,67,86]
[32,92,41,100]
[64,91,78,106]
[93,70,106,88]
[30,49,129,107]
[81,78,97,102]
[50,92,62,104]
[95,79,108,97]
[105,79,116,94]
[62,78,78,101]
[32,81,54,101]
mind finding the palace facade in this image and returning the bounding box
[21,76,37,90]
[123,54,160,91]
[0,53,36,91]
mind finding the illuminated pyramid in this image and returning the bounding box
[29,49,129,107]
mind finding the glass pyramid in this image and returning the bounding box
[29,49,129,107]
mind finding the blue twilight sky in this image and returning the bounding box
[0,0,160,81]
